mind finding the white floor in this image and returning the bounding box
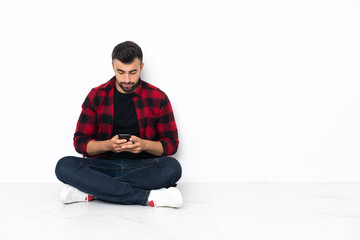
[1,183,360,240]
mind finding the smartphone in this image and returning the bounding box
[118,133,131,141]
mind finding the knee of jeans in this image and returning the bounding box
[55,156,76,181]
[164,157,182,181]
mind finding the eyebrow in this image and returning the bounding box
[116,68,138,72]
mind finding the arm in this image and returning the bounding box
[120,136,164,156]
[121,94,178,156]
[86,139,111,156]
[74,89,130,157]
[86,136,129,156]
[143,139,164,156]
[156,94,179,155]
[73,91,97,157]
[85,134,163,156]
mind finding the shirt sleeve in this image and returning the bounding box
[157,94,179,156]
[73,90,97,157]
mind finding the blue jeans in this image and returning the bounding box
[55,156,182,205]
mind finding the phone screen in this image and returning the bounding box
[118,134,131,141]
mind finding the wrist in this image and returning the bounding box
[143,139,150,152]
[104,139,112,152]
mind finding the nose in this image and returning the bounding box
[124,73,131,83]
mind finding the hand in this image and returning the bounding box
[104,135,163,156]
[107,135,133,153]
[119,135,147,154]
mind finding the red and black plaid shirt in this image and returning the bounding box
[74,76,179,158]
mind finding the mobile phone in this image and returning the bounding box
[118,133,131,141]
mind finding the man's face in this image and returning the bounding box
[112,58,144,93]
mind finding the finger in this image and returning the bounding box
[125,142,140,149]
[119,143,133,151]
[121,142,137,149]
[116,139,128,144]
[114,143,128,150]
[129,135,138,142]
[113,141,125,147]
[114,145,127,151]
[118,145,126,150]
[116,140,134,146]
[128,147,141,153]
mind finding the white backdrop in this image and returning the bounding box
[0,0,359,183]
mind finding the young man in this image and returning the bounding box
[55,41,182,208]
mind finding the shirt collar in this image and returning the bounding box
[133,78,143,98]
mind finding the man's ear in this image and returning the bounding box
[140,62,144,71]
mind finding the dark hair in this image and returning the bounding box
[112,41,143,64]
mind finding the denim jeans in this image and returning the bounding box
[55,156,182,205]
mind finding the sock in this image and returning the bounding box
[167,183,177,188]
[148,191,155,207]
[148,200,155,207]
[86,195,94,201]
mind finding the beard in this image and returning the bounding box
[118,80,140,93]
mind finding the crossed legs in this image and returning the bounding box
[55,156,182,205]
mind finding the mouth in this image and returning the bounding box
[120,83,135,88]
[117,80,140,93]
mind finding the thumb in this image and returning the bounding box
[130,135,139,142]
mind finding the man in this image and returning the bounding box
[55,41,183,208]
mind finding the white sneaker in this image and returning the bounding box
[59,184,93,204]
[148,187,183,208]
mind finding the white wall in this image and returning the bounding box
[1,0,359,183]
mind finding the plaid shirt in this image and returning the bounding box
[74,76,179,158]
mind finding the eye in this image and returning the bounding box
[118,71,125,75]
[130,71,137,75]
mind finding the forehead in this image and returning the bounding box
[113,58,141,70]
